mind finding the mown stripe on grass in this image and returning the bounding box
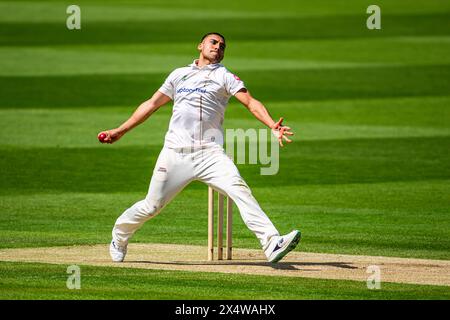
[1,13,449,46]
[0,1,306,24]
[0,261,449,299]
[0,136,448,194]
[1,65,449,108]
[1,46,421,76]
[2,37,450,77]
[2,0,449,24]
[1,97,450,148]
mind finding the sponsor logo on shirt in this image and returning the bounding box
[176,87,208,94]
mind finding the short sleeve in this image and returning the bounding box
[158,70,177,100]
[224,71,246,96]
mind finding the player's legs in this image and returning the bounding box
[194,146,279,249]
[112,147,195,247]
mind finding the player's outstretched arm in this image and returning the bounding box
[98,91,171,144]
[235,89,294,147]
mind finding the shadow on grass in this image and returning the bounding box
[125,260,358,271]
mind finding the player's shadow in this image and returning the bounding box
[125,260,358,271]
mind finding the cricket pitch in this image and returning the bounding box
[0,243,449,286]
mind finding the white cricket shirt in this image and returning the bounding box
[158,59,245,149]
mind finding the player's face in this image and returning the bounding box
[198,35,226,63]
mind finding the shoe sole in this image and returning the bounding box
[270,231,302,263]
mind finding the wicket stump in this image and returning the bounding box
[208,186,233,261]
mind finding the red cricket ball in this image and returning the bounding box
[98,133,107,142]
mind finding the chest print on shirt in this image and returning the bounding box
[176,71,215,96]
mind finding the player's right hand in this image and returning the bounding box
[97,128,124,144]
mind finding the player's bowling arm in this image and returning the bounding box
[99,91,171,144]
[117,91,172,134]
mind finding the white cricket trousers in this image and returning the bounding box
[112,145,279,249]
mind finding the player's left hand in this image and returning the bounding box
[271,117,294,147]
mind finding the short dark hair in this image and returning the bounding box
[200,32,226,44]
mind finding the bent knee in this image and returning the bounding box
[228,178,252,196]
[139,198,164,217]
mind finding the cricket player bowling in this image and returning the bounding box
[98,32,301,263]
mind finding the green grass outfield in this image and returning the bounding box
[0,0,449,299]
[1,261,449,300]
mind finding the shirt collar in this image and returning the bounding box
[189,59,222,70]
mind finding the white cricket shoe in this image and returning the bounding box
[109,240,127,262]
[265,230,301,263]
